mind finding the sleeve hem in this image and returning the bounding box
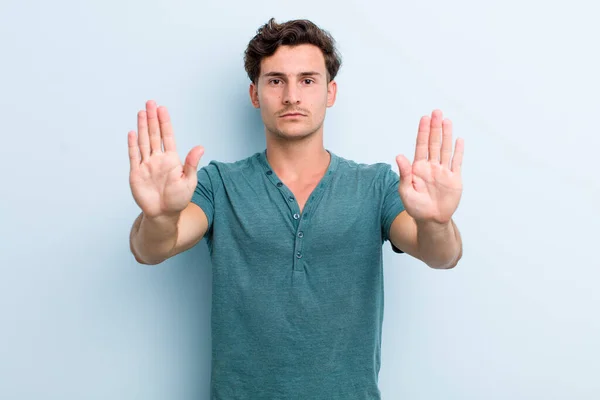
[191,193,214,230]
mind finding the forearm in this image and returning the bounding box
[416,219,462,269]
[130,212,180,265]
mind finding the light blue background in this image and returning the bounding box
[1,0,599,399]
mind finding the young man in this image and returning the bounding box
[128,18,464,400]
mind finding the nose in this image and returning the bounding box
[283,84,300,105]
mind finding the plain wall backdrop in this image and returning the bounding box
[1,0,599,398]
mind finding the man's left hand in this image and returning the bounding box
[395,109,465,225]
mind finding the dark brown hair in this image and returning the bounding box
[244,18,342,84]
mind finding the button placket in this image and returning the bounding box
[293,219,305,271]
[258,149,340,274]
[266,172,301,225]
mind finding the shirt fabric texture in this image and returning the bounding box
[191,149,405,400]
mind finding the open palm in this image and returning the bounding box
[396,110,464,225]
[128,100,204,219]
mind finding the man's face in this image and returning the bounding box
[250,44,337,141]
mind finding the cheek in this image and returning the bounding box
[313,91,329,112]
[320,89,330,106]
[260,92,282,108]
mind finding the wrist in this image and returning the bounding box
[416,219,461,269]
[142,211,181,229]
[415,218,453,234]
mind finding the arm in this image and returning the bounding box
[130,203,209,265]
[389,211,462,269]
[127,100,206,265]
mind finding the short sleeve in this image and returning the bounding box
[190,164,217,233]
[380,165,406,253]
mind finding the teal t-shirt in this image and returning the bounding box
[191,150,405,400]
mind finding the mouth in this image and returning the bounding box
[280,113,306,118]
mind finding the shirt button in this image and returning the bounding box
[288,196,294,202]
[293,213,300,220]
[266,170,273,175]
[296,251,302,259]
[298,231,304,238]
[277,182,283,187]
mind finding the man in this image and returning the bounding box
[128,18,463,400]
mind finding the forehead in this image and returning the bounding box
[260,44,326,76]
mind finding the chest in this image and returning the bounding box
[212,180,382,265]
[286,181,320,213]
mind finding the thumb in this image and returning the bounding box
[183,146,205,181]
[395,155,412,188]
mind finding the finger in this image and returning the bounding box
[451,138,465,174]
[137,110,150,160]
[429,109,443,162]
[183,146,205,181]
[128,131,140,171]
[414,116,430,162]
[146,100,162,154]
[395,154,412,189]
[440,118,453,168]
[157,106,176,152]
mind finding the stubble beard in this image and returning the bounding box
[266,116,325,143]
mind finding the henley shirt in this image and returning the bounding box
[191,149,405,399]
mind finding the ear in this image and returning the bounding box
[249,82,260,108]
[326,80,337,108]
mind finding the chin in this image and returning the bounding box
[274,129,316,141]
[267,124,316,141]
[269,120,323,141]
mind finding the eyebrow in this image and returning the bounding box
[262,71,323,78]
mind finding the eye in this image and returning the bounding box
[270,79,282,85]
[303,79,314,85]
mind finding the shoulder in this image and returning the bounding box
[199,152,261,178]
[204,152,258,171]
[333,153,396,184]
[195,153,262,194]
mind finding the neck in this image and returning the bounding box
[264,130,330,182]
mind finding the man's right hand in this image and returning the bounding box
[128,100,204,219]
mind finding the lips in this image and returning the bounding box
[280,113,305,117]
